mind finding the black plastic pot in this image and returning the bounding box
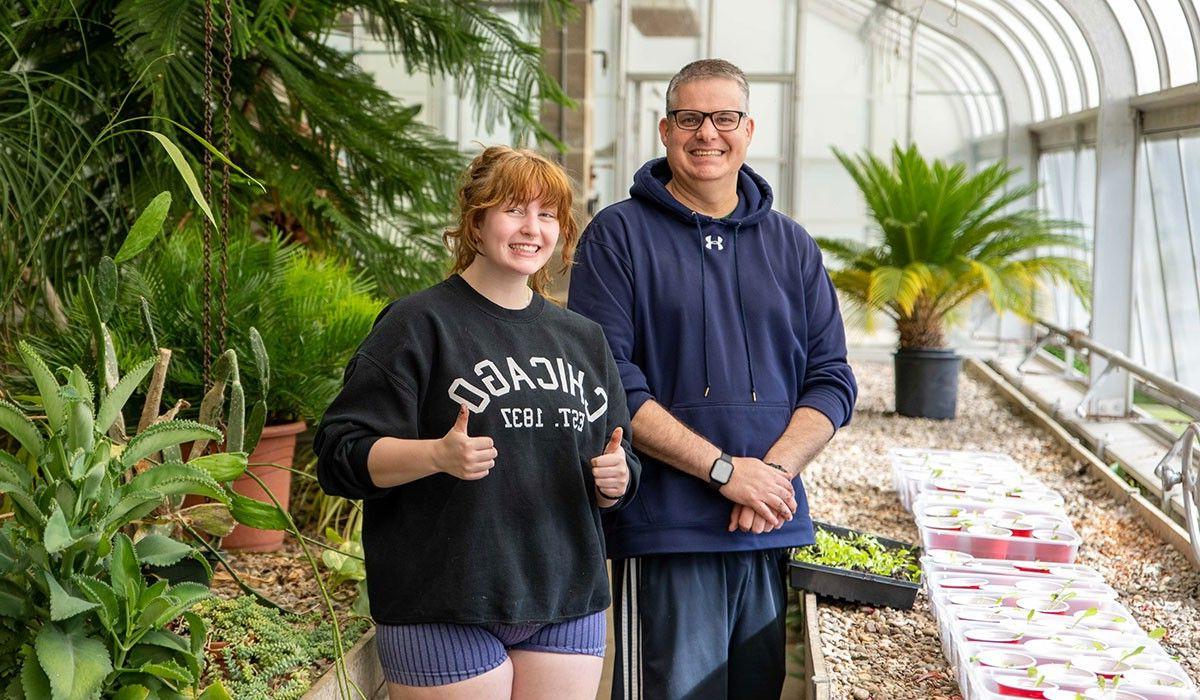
[894,348,962,420]
[787,522,921,610]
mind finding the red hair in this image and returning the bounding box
[444,146,580,300]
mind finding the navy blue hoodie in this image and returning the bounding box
[568,158,857,558]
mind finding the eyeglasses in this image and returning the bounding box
[667,109,748,132]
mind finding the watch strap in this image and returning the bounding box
[708,452,734,490]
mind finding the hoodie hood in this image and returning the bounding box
[630,158,774,227]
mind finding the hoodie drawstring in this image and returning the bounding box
[730,223,758,402]
[694,213,711,397]
[697,216,758,402]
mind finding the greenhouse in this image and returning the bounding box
[3,1,1200,699]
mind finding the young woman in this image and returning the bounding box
[314,146,639,700]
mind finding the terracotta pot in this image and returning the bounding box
[220,421,305,552]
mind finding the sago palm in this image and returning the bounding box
[818,143,1091,350]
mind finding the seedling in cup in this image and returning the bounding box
[965,627,1024,644]
[971,650,1037,670]
[1121,668,1188,688]
[991,517,1037,537]
[1077,676,1154,699]
[1017,596,1071,615]
[995,674,1058,698]
[1072,656,1132,680]
[940,576,989,590]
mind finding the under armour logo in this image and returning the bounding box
[705,235,724,251]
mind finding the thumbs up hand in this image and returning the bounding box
[434,404,498,480]
[591,426,630,504]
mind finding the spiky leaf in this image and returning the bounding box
[0,399,43,457]
[134,534,195,567]
[120,421,221,469]
[96,356,157,435]
[35,624,112,700]
[44,572,98,621]
[187,452,248,482]
[17,341,65,431]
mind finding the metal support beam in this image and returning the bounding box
[1060,1,1139,417]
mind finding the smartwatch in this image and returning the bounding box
[709,452,735,490]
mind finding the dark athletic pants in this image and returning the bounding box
[610,548,790,700]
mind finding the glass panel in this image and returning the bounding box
[1145,0,1198,87]
[1144,136,1200,390]
[592,0,619,207]
[1007,0,1085,113]
[920,34,992,135]
[1030,0,1099,107]
[857,11,1000,136]
[1109,0,1163,93]
[1179,132,1200,390]
[1037,148,1094,332]
[971,0,1065,116]
[914,66,979,151]
[934,1,1047,121]
[628,0,704,74]
[747,82,786,158]
[710,0,795,73]
[1133,144,1176,378]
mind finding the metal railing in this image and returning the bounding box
[1153,422,1200,561]
[1020,318,1200,562]
[1020,318,1200,417]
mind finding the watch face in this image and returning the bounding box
[712,458,734,484]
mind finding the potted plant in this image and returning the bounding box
[22,225,382,550]
[819,143,1091,419]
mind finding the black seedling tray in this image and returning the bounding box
[788,521,922,610]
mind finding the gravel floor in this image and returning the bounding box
[803,360,1200,700]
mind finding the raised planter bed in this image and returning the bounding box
[302,627,386,699]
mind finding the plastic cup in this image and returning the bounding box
[975,650,1037,669]
[995,676,1058,697]
[967,524,1012,559]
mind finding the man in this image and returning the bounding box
[567,59,858,700]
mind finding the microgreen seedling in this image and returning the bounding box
[1069,607,1098,629]
[792,529,921,582]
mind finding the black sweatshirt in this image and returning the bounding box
[314,275,640,625]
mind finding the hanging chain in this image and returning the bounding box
[218,0,234,358]
[201,0,215,389]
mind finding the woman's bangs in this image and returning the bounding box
[489,156,572,213]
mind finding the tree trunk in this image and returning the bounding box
[896,298,946,349]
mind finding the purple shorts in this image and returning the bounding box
[376,611,606,687]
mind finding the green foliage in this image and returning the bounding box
[194,596,370,700]
[22,226,382,425]
[792,528,921,582]
[321,524,370,618]
[1,0,573,344]
[818,143,1091,349]
[0,344,237,695]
